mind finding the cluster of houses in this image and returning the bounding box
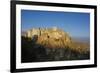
[22,27,72,43]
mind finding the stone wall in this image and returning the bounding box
[22,27,72,48]
[24,27,69,38]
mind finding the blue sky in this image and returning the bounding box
[21,10,90,38]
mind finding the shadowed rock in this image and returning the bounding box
[21,27,90,62]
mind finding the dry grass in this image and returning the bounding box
[36,34,89,54]
[68,41,90,54]
[21,28,90,62]
[21,36,90,62]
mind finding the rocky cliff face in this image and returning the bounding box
[21,27,90,62]
[23,27,72,49]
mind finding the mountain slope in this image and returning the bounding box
[21,27,90,62]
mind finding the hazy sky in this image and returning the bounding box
[21,10,90,38]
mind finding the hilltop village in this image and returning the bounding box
[22,27,72,47]
[21,27,90,62]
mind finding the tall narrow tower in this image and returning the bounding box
[39,27,41,36]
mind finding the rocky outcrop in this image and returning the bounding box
[21,27,90,62]
[23,27,72,48]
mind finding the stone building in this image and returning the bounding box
[25,28,41,38]
[22,27,72,44]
